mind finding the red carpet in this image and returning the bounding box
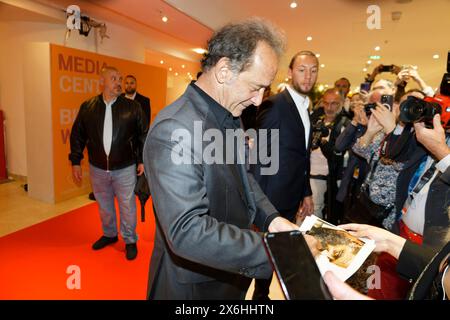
[0,198,155,300]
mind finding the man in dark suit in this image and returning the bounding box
[124,75,151,128]
[250,51,319,300]
[143,19,305,300]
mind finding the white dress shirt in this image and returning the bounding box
[125,92,137,100]
[103,97,117,157]
[286,85,311,146]
[403,146,450,235]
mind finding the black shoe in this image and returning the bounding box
[88,192,96,201]
[92,236,118,250]
[125,243,138,260]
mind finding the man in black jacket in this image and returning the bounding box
[310,88,350,224]
[123,74,151,128]
[69,66,147,260]
[250,51,318,300]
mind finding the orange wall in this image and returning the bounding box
[50,44,166,202]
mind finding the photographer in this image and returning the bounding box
[335,97,370,222]
[365,64,401,90]
[395,66,435,102]
[309,89,350,223]
[348,88,412,229]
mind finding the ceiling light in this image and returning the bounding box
[320,64,325,68]
[433,54,440,59]
[367,60,372,64]
[162,16,168,23]
[192,48,207,54]
[306,36,313,41]
[315,53,320,58]
[181,65,185,69]
[318,84,324,92]
[284,77,289,82]
[175,72,178,76]
[160,60,164,64]
[290,2,298,9]
[374,46,381,51]
[324,84,329,88]
[363,68,368,72]
[169,67,172,71]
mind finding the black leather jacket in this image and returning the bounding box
[69,94,148,171]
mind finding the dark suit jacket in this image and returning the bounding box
[123,92,151,127]
[392,134,450,247]
[251,89,312,221]
[143,85,279,300]
[397,240,450,299]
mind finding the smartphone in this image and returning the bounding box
[380,64,394,73]
[364,103,377,116]
[263,230,332,300]
[381,94,394,110]
[360,82,371,93]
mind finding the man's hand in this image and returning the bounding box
[72,165,82,186]
[414,114,450,161]
[338,223,406,260]
[296,195,314,221]
[268,217,299,233]
[137,163,145,176]
[371,103,396,134]
[352,103,368,126]
[395,69,411,86]
[304,234,320,258]
[323,271,372,300]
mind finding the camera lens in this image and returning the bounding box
[399,96,442,123]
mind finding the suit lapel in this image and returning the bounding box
[191,87,249,208]
[283,89,312,151]
[283,89,304,131]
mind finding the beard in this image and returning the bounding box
[292,82,313,95]
[125,88,136,95]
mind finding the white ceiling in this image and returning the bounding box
[166,0,450,91]
[3,0,449,91]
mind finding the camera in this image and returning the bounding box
[380,64,394,73]
[399,51,450,129]
[311,120,329,150]
[399,96,442,125]
[364,103,377,116]
[360,82,371,93]
[364,95,393,116]
[381,94,394,110]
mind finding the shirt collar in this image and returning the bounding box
[103,95,118,106]
[286,85,310,109]
[191,83,236,128]
[125,92,137,100]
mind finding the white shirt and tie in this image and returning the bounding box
[103,97,117,159]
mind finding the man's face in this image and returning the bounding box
[322,92,342,120]
[335,79,350,97]
[288,54,319,95]
[124,77,137,95]
[101,70,122,97]
[223,42,278,116]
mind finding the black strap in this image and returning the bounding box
[411,162,437,196]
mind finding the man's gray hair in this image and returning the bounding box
[201,17,286,73]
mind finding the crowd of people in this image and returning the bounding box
[68,17,449,300]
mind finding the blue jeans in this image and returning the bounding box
[89,164,138,244]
